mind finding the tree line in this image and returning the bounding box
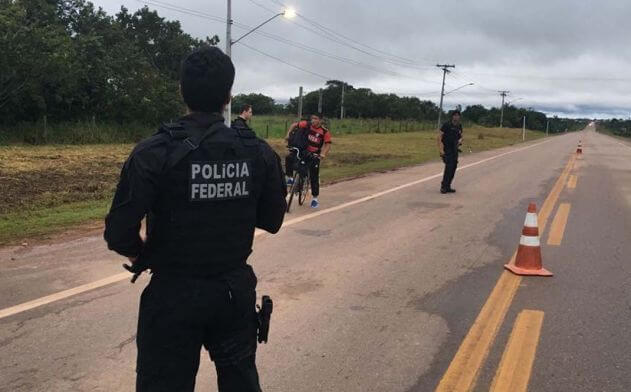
[1,0,588,136]
[598,118,631,137]
[0,0,216,126]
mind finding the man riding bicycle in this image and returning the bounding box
[285,114,331,208]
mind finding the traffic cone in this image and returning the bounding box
[504,203,553,277]
[576,140,582,154]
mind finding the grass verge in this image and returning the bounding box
[0,126,544,245]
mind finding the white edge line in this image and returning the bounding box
[0,273,130,319]
[0,138,554,320]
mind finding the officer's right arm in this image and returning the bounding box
[104,142,165,258]
[256,144,287,233]
[437,132,445,156]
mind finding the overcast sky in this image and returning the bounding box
[94,0,631,118]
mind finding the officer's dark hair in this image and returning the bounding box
[240,104,252,114]
[310,114,320,120]
[180,46,235,113]
[451,110,461,117]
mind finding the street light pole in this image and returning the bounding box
[223,2,295,125]
[224,0,233,125]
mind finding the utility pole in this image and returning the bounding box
[223,2,293,125]
[498,90,509,128]
[298,86,304,118]
[223,0,233,125]
[522,115,526,141]
[340,83,345,119]
[318,88,323,115]
[546,119,549,136]
[436,64,455,129]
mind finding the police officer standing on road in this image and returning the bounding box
[438,110,463,194]
[104,46,287,392]
[232,103,253,131]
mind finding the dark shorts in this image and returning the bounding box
[136,265,261,392]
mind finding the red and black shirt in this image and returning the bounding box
[306,126,332,153]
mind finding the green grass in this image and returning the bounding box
[0,115,441,145]
[0,125,544,245]
[0,199,110,242]
[249,115,438,139]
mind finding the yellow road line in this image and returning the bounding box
[567,175,577,189]
[490,310,545,392]
[436,155,574,392]
[547,203,571,246]
[435,271,521,392]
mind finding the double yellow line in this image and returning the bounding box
[436,153,577,392]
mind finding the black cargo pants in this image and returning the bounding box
[136,265,261,392]
[441,150,458,190]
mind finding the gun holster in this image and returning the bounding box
[257,295,273,344]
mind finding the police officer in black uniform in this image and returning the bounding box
[231,103,253,131]
[104,46,287,392]
[438,110,463,193]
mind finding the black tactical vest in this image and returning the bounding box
[142,119,265,277]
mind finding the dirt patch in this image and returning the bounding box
[0,145,129,215]
[328,152,401,166]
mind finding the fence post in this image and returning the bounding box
[377,119,380,132]
[266,123,269,139]
[42,115,47,143]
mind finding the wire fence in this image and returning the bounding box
[0,115,476,145]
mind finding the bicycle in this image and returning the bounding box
[286,147,318,213]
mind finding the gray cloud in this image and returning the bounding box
[95,0,631,118]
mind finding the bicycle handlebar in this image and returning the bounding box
[288,147,320,161]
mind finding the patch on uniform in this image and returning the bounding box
[189,160,252,201]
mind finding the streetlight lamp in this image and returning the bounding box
[224,2,296,124]
[437,83,474,128]
[443,83,474,96]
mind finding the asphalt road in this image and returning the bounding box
[1,126,629,391]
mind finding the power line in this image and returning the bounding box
[140,0,434,81]
[239,42,333,80]
[267,0,435,66]
[457,69,631,83]
[252,0,439,74]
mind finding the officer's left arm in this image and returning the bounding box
[104,145,164,259]
[256,144,287,233]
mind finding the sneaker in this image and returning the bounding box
[310,199,319,208]
[447,188,456,193]
[440,188,448,194]
[286,177,294,186]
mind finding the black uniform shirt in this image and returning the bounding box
[104,112,287,259]
[231,116,251,132]
[440,121,463,153]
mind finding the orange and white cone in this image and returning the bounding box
[576,140,582,154]
[504,203,553,277]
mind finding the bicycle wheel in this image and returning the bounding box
[286,172,301,213]
[299,171,310,205]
